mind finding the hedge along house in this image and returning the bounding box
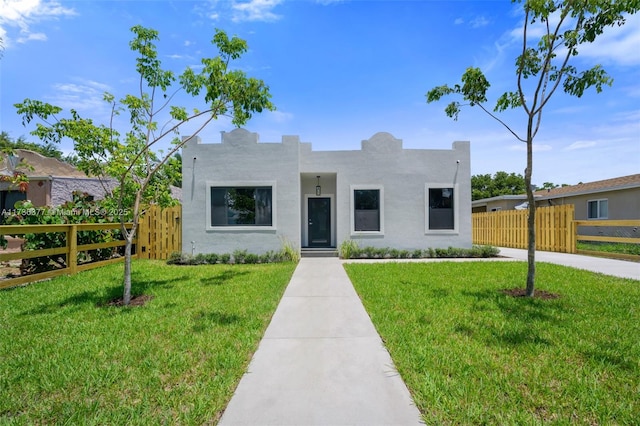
[182,128,471,255]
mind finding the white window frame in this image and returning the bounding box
[587,198,608,219]
[350,185,384,236]
[205,180,277,231]
[425,183,459,234]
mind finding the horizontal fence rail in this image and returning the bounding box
[0,223,136,289]
[0,205,182,290]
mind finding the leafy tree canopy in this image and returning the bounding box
[0,131,64,160]
[14,26,274,305]
[427,0,639,297]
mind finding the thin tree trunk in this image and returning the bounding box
[525,134,536,297]
[123,235,133,305]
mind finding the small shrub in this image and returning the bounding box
[280,237,300,262]
[204,253,219,264]
[244,253,260,264]
[220,253,231,264]
[339,239,359,259]
[194,253,208,265]
[167,252,187,265]
[233,249,248,264]
[412,249,423,259]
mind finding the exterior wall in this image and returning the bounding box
[300,132,471,250]
[182,129,301,255]
[182,129,471,255]
[539,187,640,220]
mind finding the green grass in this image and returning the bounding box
[345,261,640,425]
[0,260,297,425]
[577,241,640,256]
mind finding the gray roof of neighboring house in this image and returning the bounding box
[534,174,640,200]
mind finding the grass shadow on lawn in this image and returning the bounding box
[200,269,251,286]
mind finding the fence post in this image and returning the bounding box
[68,224,77,275]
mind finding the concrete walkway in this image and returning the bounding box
[497,247,640,280]
[218,257,423,426]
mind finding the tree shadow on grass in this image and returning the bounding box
[21,274,189,315]
[192,310,242,332]
[200,270,250,286]
[458,288,565,347]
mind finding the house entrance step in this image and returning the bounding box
[300,248,338,258]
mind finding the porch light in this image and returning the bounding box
[316,176,321,196]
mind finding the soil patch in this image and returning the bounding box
[104,294,154,307]
[502,288,560,300]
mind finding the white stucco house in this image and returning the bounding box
[182,128,471,255]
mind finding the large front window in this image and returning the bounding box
[428,187,455,230]
[211,186,272,226]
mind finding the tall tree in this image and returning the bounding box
[0,132,65,160]
[427,1,638,297]
[15,26,274,305]
[472,171,526,200]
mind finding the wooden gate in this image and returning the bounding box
[138,205,182,260]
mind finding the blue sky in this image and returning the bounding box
[1,0,638,186]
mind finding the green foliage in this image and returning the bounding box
[167,240,300,266]
[577,241,640,256]
[279,237,301,262]
[13,25,274,304]
[472,171,527,200]
[0,132,64,160]
[338,241,499,260]
[2,192,123,274]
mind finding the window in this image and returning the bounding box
[351,186,384,234]
[587,199,608,219]
[210,186,272,227]
[426,185,457,232]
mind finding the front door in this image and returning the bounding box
[308,197,331,247]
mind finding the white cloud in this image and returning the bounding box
[17,31,46,43]
[470,16,489,28]
[565,140,596,151]
[47,79,113,113]
[508,143,553,152]
[454,17,464,25]
[232,0,282,23]
[578,13,640,66]
[0,0,76,47]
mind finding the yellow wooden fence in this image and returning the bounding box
[0,205,182,289]
[472,204,576,253]
[137,205,182,260]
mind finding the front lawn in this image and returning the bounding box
[0,260,296,424]
[345,261,640,424]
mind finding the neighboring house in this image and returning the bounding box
[0,149,115,215]
[472,174,640,220]
[182,128,471,255]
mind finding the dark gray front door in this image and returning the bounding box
[308,197,331,247]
